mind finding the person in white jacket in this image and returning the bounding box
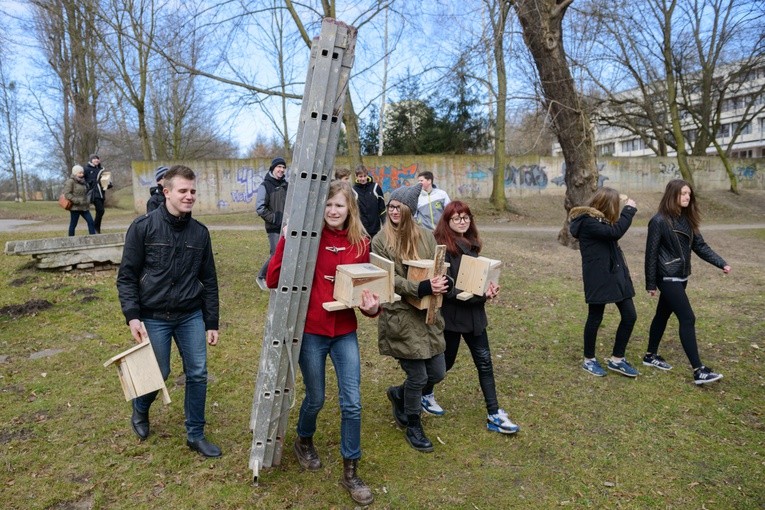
[415,171,450,230]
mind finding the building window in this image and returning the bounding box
[717,123,731,138]
[620,138,644,152]
[596,143,615,156]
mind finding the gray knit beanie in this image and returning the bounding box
[389,183,422,215]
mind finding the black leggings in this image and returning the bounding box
[647,280,702,369]
[423,329,499,415]
[583,298,636,359]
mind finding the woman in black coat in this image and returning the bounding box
[569,187,639,378]
[643,179,730,385]
[419,200,520,434]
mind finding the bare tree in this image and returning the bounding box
[510,0,599,247]
[31,0,101,168]
[0,49,27,201]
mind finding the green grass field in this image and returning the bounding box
[1,192,763,509]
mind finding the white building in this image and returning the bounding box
[553,65,765,159]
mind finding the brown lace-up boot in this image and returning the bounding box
[341,458,374,505]
[293,436,321,471]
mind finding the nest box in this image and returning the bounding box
[103,339,171,405]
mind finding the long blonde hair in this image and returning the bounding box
[380,200,421,261]
[326,180,369,255]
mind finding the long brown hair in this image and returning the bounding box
[587,187,620,224]
[326,180,369,256]
[433,201,481,256]
[380,199,421,260]
[658,179,701,232]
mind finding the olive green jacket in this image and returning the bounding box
[63,177,91,212]
[371,226,445,360]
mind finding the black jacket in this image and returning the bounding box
[644,213,726,291]
[255,172,288,233]
[440,241,489,336]
[117,205,219,330]
[84,162,108,200]
[353,180,385,237]
[146,185,165,213]
[569,205,636,304]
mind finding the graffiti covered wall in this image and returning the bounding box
[131,156,764,214]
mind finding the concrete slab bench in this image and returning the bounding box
[4,233,125,270]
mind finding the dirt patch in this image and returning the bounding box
[80,296,100,304]
[0,428,34,444]
[0,299,53,318]
[9,276,38,287]
[47,493,94,510]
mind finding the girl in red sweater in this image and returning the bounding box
[266,180,379,506]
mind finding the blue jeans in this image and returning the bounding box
[297,331,362,460]
[258,232,280,279]
[68,210,96,236]
[133,310,209,441]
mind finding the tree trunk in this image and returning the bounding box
[512,0,598,247]
[344,91,363,170]
[491,4,508,211]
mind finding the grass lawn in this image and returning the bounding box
[0,192,763,509]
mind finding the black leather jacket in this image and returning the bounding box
[644,213,726,291]
[117,205,219,329]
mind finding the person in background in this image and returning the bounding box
[63,165,96,236]
[420,200,520,434]
[117,165,222,458]
[267,181,378,506]
[255,157,288,289]
[83,154,111,233]
[644,179,731,385]
[372,183,451,453]
[333,167,352,182]
[569,188,640,378]
[415,171,451,230]
[353,167,385,238]
[146,166,168,213]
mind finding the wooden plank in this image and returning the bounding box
[426,245,446,325]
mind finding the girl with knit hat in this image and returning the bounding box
[371,183,452,453]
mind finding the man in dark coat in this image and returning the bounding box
[254,157,288,289]
[353,167,385,237]
[83,154,111,233]
[117,165,222,458]
[146,165,168,213]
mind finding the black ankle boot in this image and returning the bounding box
[341,458,374,505]
[386,386,408,427]
[405,415,434,453]
[131,406,150,440]
[293,436,321,470]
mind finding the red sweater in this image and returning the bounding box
[266,227,371,337]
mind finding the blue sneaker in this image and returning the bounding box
[607,358,639,377]
[421,393,445,416]
[582,358,606,377]
[487,409,520,434]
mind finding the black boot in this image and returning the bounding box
[293,436,321,471]
[131,406,150,440]
[386,386,408,427]
[405,414,434,453]
[341,458,374,505]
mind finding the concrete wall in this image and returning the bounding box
[131,156,764,214]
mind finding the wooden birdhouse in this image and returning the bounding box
[103,329,171,405]
[403,245,447,324]
[323,253,399,311]
[455,256,501,301]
